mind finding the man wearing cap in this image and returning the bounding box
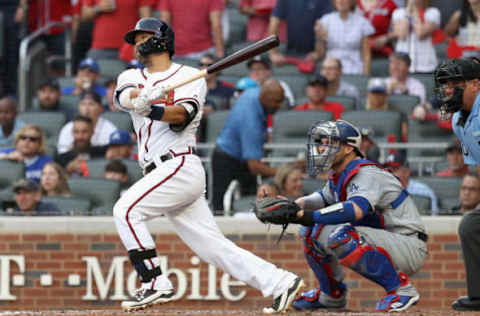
[385,52,426,104]
[106,130,135,160]
[385,151,439,215]
[359,126,380,163]
[56,115,108,176]
[34,79,76,121]
[1,179,60,215]
[436,140,470,177]
[0,96,24,147]
[57,91,117,154]
[294,74,344,120]
[61,58,107,97]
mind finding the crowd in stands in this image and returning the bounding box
[0,0,479,217]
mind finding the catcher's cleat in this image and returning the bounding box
[375,274,420,312]
[292,285,347,311]
[263,277,305,314]
[121,288,175,312]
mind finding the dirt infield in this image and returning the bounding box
[0,307,478,316]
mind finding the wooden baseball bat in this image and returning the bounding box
[164,35,280,93]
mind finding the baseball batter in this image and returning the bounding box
[289,120,427,312]
[112,17,304,313]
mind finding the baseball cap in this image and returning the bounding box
[79,90,102,105]
[457,58,480,80]
[384,151,408,168]
[446,139,462,154]
[391,51,411,67]
[13,179,40,193]
[359,126,375,139]
[308,74,329,87]
[37,78,60,91]
[368,78,387,94]
[235,77,259,91]
[109,130,134,146]
[247,55,272,70]
[79,57,100,73]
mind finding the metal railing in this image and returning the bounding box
[18,22,72,112]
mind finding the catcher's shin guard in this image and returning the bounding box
[327,224,401,293]
[128,248,162,282]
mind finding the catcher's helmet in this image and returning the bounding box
[307,120,363,177]
[434,58,480,117]
[124,18,175,57]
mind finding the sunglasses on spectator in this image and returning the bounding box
[19,135,40,142]
[199,62,213,67]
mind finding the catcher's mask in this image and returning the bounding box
[307,120,363,177]
[434,58,480,119]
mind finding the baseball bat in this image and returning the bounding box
[164,35,280,93]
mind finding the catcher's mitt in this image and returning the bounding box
[253,197,301,242]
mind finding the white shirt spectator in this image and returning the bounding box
[320,11,375,74]
[392,7,440,73]
[338,79,361,108]
[385,76,426,104]
[57,117,118,154]
[279,80,295,108]
[407,178,439,215]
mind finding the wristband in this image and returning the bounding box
[148,106,165,121]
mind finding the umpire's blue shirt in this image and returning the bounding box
[452,93,480,165]
[216,88,266,161]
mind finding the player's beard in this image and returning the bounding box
[135,47,151,68]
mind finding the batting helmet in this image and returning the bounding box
[307,120,363,177]
[434,58,480,116]
[124,18,175,57]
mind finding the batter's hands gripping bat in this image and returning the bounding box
[163,35,280,93]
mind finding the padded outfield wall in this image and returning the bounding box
[0,216,465,310]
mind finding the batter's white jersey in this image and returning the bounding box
[114,63,206,169]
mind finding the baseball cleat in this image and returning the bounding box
[292,284,347,311]
[121,288,175,312]
[263,277,305,314]
[375,293,419,312]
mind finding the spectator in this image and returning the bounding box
[82,0,151,60]
[1,179,61,215]
[239,0,286,43]
[256,182,279,199]
[55,116,107,176]
[384,151,439,215]
[0,125,52,183]
[294,74,345,120]
[244,55,295,107]
[61,58,107,97]
[451,173,480,311]
[320,57,361,108]
[391,0,440,73]
[200,54,235,112]
[267,0,333,65]
[0,96,24,147]
[57,91,117,154]
[34,79,75,120]
[445,0,480,59]
[273,163,304,199]
[386,52,426,104]
[356,0,398,56]
[103,78,117,112]
[366,77,408,141]
[436,140,470,177]
[211,79,284,213]
[105,130,135,160]
[316,0,375,75]
[359,126,380,163]
[159,0,225,59]
[40,162,72,197]
[104,159,129,195]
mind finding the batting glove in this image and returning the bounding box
[132,93,151,116]
[149,86,166,102]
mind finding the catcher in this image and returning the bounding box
[255,120,427,312]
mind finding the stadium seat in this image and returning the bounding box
[272,111,333,158]
[17,112,66,138]
[275,75,309,100]
[413,176,462,212]
[326,95,357,111]
[411,194,432,215]
[407,120,455,157]
[387,95,421,117]
[57,76,74,90]
[86,158,142,185]
[205,110,230,144]
[341,110,402,143]
[0,161,25,190]
[42,196,91,215]
[434,41,448,63]
[302,177,326,195]
[67,178,121,215]
[101,111,133,132]
[342,74,369,98]
[97,59,127,79]
[411,73,435,101]
[370,58,390,77]
[273,64,303,76]
[59,95,80,114]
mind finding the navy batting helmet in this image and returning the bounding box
[307,120,363,177]
[124,18,175,57]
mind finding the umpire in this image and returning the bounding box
[211,79,284,214]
